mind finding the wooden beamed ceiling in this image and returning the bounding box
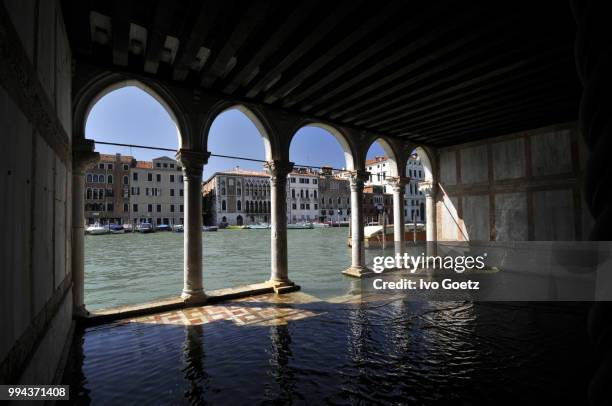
[62,0,580,147]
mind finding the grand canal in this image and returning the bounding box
[85,227,358,310]
[74,228,594,404]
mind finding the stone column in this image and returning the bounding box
[265,160,295,292]
[343,170,372,277]
[387,177,408,245]
[419,181,437,256]
[176,149,209,304]
[72,139,99,318]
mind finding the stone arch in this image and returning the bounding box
[73,73,189,148]
[413,146,435,183]
[363,136,401,177]
[202,103,275,160]
[289,122,358,170]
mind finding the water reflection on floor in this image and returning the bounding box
[63,292,593,405]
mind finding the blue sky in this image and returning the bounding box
[86,87,386,179]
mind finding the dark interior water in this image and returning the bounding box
[62,299,594,405]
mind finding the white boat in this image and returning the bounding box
[247,223,270,229]
[287,222,314,230]
[86,223,109,235]
[203,225,218,232]
[312,222,330,228]
[173,224,184,232]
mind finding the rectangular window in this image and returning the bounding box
[300,203,305,209]
[170,205,175,212]
[133,172,138,181]
[170,164,175,168]
[156,174,161,182]
[314,203,318,209]
[146,187,150,196]
[170,189,175,196]
[170,174,175,182]
[156,163,161,168]
[305,179,310,184]
[108,163,113,170]
[148,204,153,212]
[179,175,183,183]
[99,163,104,169]
[306,203,310,209]
[123,203,128,212]
[180,205,184,213]
[148,173,153,182]
[180,189,184,197]
[123,164,129,171]
[292,203,297,209]
[133,204,138,212]
[290,178,296,183]
[313,179,317,184]
[157,204,161,212]
[107,203,114,211]
[163,163,168,168]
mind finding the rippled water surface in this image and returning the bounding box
[65,299,592,405]
[78,230,594,404]
[85,228,355,310]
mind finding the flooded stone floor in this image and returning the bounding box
[62,292,595,405]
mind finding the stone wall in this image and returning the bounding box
[0,0,74,384]
[435,122,592,242]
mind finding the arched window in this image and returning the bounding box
[259,201,263,212]
[107,174,113,184]
[237,200,242,211]
[123,175,128,185]
[93,189,98,200]
[99,174,105,183]
[99,189,105,199]
[245,200,249,212]
[221,200,226,210]
[86,174,92,183]
[93,174,99,183]
[250,201,255,212]
[86,188,92,199]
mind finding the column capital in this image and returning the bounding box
[418,181,436,197]
[176,149,210,178]
[264,160,294,180]
[386,176,409,192]
[72,138,99,173]
[347,169,369,190]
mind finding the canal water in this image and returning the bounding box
[75,228,595,404]
[85,227,358,310]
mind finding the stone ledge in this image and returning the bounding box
[342,267,375,278]
[84,282,301,326]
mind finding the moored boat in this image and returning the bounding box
[203,225,218,232]
[86,223,109,235]
[172,224,184,232]
[246,223,270,229]
[226,225,247,230]
[287,222,314,229]
[156,224,172,232]
[311,222,330,228]
[109,224,125,234]
[137,222,155,233]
